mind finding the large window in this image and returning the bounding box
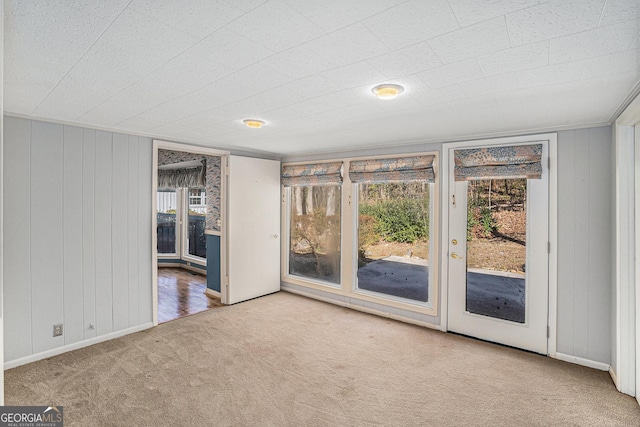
[282,154,438,314]
[356,182,432,303]
[289,185,341,284]
[156,188,206,261]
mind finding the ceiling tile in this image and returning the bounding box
[418,59,484,89]
[32,77,115,122]
[582,49,640,80]
[549,19,640,64]
[320,62,389,91]
[429,16,511,64]
[459,73,519,97]
[283,0,405,32]
[517,61,585,88]
[259,24,390,79]
[477,40,549,76]
[366,41,443,79]
[57,0,131,20]
[599,0,640,27]
[129,0,245,39]
[103,8,200,60]
[448,0,540,27]
[506,0,606,46]
[221,63,292,93]
[5,2,115,112]
[363,0,460,50]
[191,27,275,71]
[416,85,467,107]
[226,0,325,51]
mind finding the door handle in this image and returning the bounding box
[451,252,463,259]
[273,233,280,238]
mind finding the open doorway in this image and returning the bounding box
[153,142,228,324]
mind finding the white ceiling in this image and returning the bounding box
[5,0,640,155]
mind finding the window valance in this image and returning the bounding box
[282,162,343,187]
[348,155,435,184]
[454,144,543,181]
[158,162,206,190]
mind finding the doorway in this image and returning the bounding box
[447,141,550,354]
[152,141,229,325]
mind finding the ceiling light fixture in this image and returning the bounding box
[243,119,265,128]
[372,84,404,100]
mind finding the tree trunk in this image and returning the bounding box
[326,187,336,216]
[305,186,314,214]
[294,187,303,215]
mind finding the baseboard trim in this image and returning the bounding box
[4,322,154,370]
[609,366,619,389]
[552,352,610,371]
[282,286,443,332]
[205,288,221,298]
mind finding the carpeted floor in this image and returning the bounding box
[5,292,639,426]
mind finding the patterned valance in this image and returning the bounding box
[158,162,206,190]
[282,162,343,187]
[349,155,435,184]
[454,144,543,181]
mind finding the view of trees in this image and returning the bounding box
[466,179,527,273]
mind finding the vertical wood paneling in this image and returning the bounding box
[82,129,97,340]
[556,128,613,363]
[587,127,612,363]
[3,117,32,360]
[572,129,591,358]
[30,121,64,354]
[3,119,155,364]
[112,134,129,331]
[62,125,84,345]
[138,138,153,323]
[127,136,139,327]
[94,131,113,336]
[557,130,575,355]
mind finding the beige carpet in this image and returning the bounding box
[5,292,639,426]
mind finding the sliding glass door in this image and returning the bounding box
[156,188,206,262]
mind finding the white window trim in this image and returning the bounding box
[281,152,440,318]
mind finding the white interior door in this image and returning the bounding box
[447,143,549,354]
[226,155,281,304]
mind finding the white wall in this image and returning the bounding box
[556,127,612,364]
[3,117,153,366]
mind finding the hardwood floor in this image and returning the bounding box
[157,267,223,323]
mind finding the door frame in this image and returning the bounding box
[151,140,229,326]
[440,133,558,356]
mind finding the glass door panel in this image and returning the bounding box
[464,179,526,323]
[157,190,177,254]
[187,188,207,259]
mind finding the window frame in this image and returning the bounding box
[281,152,439,317]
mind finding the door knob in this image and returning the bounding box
[451,252,463,259]
[273,233,280,238]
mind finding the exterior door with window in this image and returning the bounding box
[447,142,549,354]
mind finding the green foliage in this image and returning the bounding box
[359,197,429,244]
[467,200,497,241]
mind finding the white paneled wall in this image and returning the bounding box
[557,127,612,364]
[3,117,153,365]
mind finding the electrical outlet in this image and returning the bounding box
[53,324,63,337]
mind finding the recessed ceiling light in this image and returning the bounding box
[243,119,265,128]
[372,84,404,100]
